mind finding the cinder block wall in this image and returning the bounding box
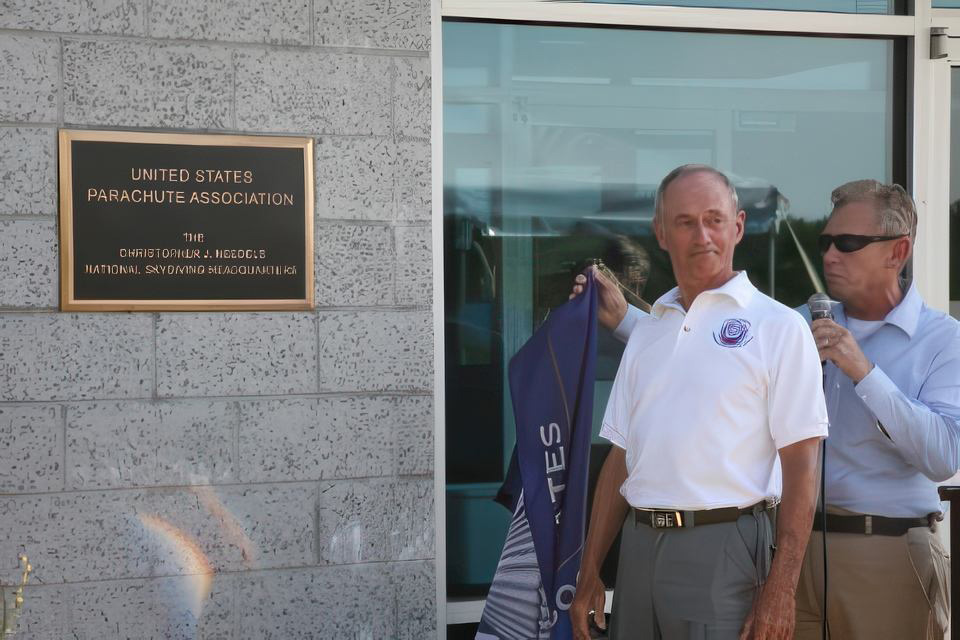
[0,1,434,637]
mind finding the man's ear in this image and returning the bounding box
[890,236,912,269]
[654,218,668,251]
[734,209,746,245]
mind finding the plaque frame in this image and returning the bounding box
[58,129,315,312]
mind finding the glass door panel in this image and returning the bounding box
[443,20,903,598]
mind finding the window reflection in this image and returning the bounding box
[443,21,900,596]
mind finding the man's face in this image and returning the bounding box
[654,171,745,286]
[821,200,906,303]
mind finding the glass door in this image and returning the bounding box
[443,17,905,616]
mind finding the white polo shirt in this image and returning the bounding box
[600,272,828,510]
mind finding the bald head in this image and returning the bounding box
[653,165,738,231]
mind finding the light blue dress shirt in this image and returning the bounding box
[615,283,960,517]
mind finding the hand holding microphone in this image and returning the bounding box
[806,293,873,384]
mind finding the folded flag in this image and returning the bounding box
[477,272,598,640]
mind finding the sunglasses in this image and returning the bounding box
[817,233,907,254]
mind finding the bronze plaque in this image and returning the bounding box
[58,129,314,311]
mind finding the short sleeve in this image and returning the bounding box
[599,341,632,450]
[767,312,829,449]
[612,305,644,344]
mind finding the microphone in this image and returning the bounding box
[807,293,833,321]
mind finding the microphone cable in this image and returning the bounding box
[820,438,828,640]
[807,292,832,640]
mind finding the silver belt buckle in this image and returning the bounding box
[651,510,683,528]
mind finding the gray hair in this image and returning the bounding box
[830,179,917,241]
[653,164,739,230]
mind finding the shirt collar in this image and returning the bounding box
[881,281,923,338]
[836,281,922,338]
[651,271,755,318]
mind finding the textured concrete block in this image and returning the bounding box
[150,0,310,45]
[66,400,237,490]
[0,35,58,122]
[238,396,408,483]
[0,219,57,308]
[317,310,432,392]
[156,313,316,397]
[315,136,430,222]
[0,314,154,401]
[395,57,430,141]
[315,136,395,221]
[63,39,232,128]
[0,405,62,493]
[395,395,432,476]
[393,560,437,639]
[395,224,431,306]
[237,564,394,639]
[0,484,316,582]
[390,478,433,560]
[236,49,392,135]
[0,127,57,215]
[316,478,391,564]
[0,0,144,35]
[69,574,234,640]
[315,222,395,306]
[397,138,431,221]
[315,0,429,51]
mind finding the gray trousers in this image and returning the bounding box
[609,510,773,640]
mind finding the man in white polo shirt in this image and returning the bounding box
[569,165,828,640]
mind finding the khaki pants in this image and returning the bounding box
[794,527,950,640]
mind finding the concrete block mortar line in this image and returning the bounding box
[0,306,59,312]
[231,49,238,130]
[60,404,67,490]
[390,56,398,149]
[24,121,396,141]
[395,134,432,145]
[392,224,400,305]
[144,0,151,38]
[230,564,241,638]
[57,36,64,125]
[0,306,60,314]
[5,558,434,589]
[0,122,59,128]
[152,312,158,400]
[233,400,241,484]
[0,473,429,498]
[315,309,322,394]
[0,213,58,220]
[0,305,422,315]
[311,0,316,48]
[0,389,432,408]
[315,218,396,230]
[0,28,430,59]
[313,481,321,564]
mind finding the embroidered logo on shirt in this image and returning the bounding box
[713,318,754,348]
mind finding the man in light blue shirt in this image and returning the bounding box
[576,178,960,639]
[793,180,960,639]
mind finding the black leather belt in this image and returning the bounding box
[634,501,767,529]
[812,513,930,536]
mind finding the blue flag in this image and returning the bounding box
[477,272,598,640]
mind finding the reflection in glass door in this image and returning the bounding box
[443,20,905,603]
